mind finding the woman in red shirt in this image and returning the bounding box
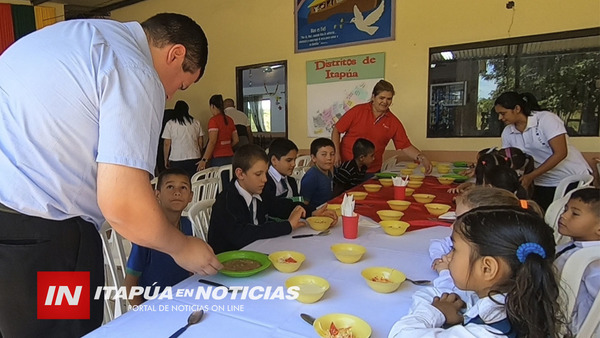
[332,80,432,174]
[198,94,239,171]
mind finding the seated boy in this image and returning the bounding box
[208,144,306,254]
[333,138,375,196]
[301,138,335,210]
[263,138,338,220]
[125,168,194,306]
[554,187,600,335]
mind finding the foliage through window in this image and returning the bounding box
[427,28,600,138]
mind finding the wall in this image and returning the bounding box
[111,0,599,154]
[2,0,63,19]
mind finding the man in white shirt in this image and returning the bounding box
[224,98,254,149]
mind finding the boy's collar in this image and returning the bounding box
[268,165,285,181]
[234,180,262,208]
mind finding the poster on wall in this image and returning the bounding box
[307,52,385,137]
[295,0,395,53]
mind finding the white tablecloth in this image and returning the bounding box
[87,222,451,338]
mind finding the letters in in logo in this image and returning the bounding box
[37,271,90,319]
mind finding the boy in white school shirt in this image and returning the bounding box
[555,187,600,335]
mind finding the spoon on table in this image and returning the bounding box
[292,229,330,239]
[168,310,204,338]
[405,278,432,286]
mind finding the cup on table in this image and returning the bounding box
[342,213,359,239]
[394,186,406,200]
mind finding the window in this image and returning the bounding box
[427,28,600,138]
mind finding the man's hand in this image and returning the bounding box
[171,236,222,275]
[288,205,307,229]
[432,293,466,326]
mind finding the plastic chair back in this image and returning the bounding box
[217,164,233,192]
[381,155,398,172]
[99,222,130,323]
[191,177,220,204]
[295,155,312,167]
[559,246,600,338]
[188,199,216,241]
[553,173,593,202]
[191,167,219,183]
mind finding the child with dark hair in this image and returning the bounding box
[125,168,194,306]
[301,138,336,210]
[208,144,306,254]
[497,147,534,177]
[555,187,600,335]
[484,165,529,199]
[333,138,375,196]
[391,206,569,337]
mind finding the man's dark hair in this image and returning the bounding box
[268,138,298,162]
[233,144,268,172]
[352,138,374,159]
[142,13,208,77]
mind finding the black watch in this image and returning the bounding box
[201,158,207,162]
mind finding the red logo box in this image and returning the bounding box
[37,271,90,319]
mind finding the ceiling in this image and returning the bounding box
[30,0,146,19]
[241,65,286,89]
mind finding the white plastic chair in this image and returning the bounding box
[99,222,130,323]
[188,199,216,241]
[217,164,233,192]
[191,167,219,183]
[553,173,593,202]
[291,166,310,193]
[381,155,399,172]
[150,177,158,189]
[559,246,600,338]
[545,185,590,246]
[295,155,312,167]
[191,177,220,203]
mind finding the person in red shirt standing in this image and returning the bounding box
[332,80,433,174]
[198,94,239,171]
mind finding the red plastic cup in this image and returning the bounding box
[394,186,406,200]
[342,214,359,239]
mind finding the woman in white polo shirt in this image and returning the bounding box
[494,91,591,210]
[162,100,205,177]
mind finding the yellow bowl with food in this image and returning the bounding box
[326,204,342,216]
[409,174,425,181]
[361,267,406,293]
[377,210,404,221]
[379,220,410,236]
[379,178,393,187]
[406,163,418,169]
[413,193,436,203]
[307,216,334,231]
[424,203,452,216]
[437,176,456,185]
[400,168,413,176]
[268,251,306,273]
[347,191,368,200]
[330,243,366,264]
[387,200,411,211]
[437,166,451,174]
[314,313,372,338]
[431,160,439,167]
[405,188,415,196]
[407,181,423,189]
[285,275,329,304]
[363,184,382,193]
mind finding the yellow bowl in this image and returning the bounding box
[313,313,372,338]
[419,167,426,173]
[361,267,406,293]
[437,177,456,185]
[437,166,451,174]
[431,161,439,167]
[331,243,366,264]
[363,184,382,193]
[400,168,413,176]
[424,203,452,216]
[306,216,334,231]
[379,220,410,236]
[413,193,436,203]
[406,163,418,169]
[268,251,306,273]
[405,188,415,196]
[379,178,393,187]
[326,204,342,216]
[409,174,425,181]
[348,191,368,200]
[386,200,411,211]
[285,275,329,304]
[377,210,404,221]
[407,181,423,189]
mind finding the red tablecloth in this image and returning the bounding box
[329,176,456,231]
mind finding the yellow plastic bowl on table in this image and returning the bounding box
[313,313,372,338]
[413,193,436,203]
[363,184,382,193]
[330,243,366,264]
[347,191,368,200]
[424,203,452,216]
[268,251,305,273]
[379,220,410,236]
[306,216,334,231]
[437,176,456,185]
[285,275,329,304]
[406,163,418,169]
[326,204,342,216]
[405,188,415,196]
[361,267,406,293]
[386,200,411,211]
[379,178,393,187]
[437,166,451,174]
[400,168,413,176]
[409,174,425,181]
[407,181,423,189]
[376,210,404,221]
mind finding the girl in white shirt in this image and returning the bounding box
[391,207,569,338]
[162,100,205,177]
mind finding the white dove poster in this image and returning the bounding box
[306,52,385,137]
[295,0,394,52]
